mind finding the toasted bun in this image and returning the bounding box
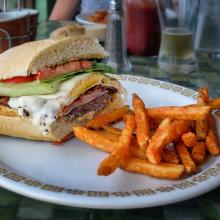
[50,24,85,40]
[0,94,123,141]
[0,104,17,116]
[0,35,108,80]
[50,24,106,42]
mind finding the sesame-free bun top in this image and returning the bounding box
[0,35,108,80]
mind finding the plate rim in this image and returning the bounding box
[75,13,106,26]
[0,161,220,209]
[0,75,219,209]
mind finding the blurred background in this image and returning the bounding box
[0,0,54,22]
[1,0,220,72]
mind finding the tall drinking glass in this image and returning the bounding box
[156,0,199,74]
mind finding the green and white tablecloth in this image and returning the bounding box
[0,21,220,220]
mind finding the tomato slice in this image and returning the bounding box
[36,60,92,80]
[0,75,36,83]
[0,60,93,83]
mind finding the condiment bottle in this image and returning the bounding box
[105,0,131,73]
[125,0,161,56]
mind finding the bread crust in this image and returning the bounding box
[0,104,17,116]
[0,95,123,141]
[0,40,54,80]
[50,24,85,40]
[0,35,108,80]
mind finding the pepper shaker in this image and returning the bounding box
[105,0,131,73]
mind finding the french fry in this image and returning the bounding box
[205,114,220,155]
[97,114,135,176]
[196,87,208,140]
[73,127,117,153]
[75,126,185,179]
[133,94,150,153]
[101,125,122,136]
[129,145,145,159]
[162,145,180,164]
[95,130,119,141]
[207,114,217,131]
[176,142,196,173]
[73,126,146,159]
[206,130,220,155]
[146,106,210,121]
[166,120,190,144]
[190,120,196,131]
[209,98,220,110]
[197,87,209,104]
[196,120,208,141]
[149,119,161,131]
[181,132,197,147]
[183,98,220,110]
[86,105,129,129]
[146,118,171,164]
[120,157,184,180]
[74,86,220,180]
[191,141,206,164]
[97,129,139,149]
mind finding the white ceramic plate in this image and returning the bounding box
[76,13,106,26]
[0,75,220,209]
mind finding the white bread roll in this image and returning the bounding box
[50,24,106,42]
[0,35,108,80]
[0,36,125,142]
[50,24,86,40]
[0,94,123,141]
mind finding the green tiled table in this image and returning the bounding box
[1,21,220,220]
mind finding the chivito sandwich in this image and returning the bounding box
[0,36,124,142]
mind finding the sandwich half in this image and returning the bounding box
[0,36,124,141]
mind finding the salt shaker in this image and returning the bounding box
[105,0,131,73]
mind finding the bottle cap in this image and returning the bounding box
[109,0,123,11]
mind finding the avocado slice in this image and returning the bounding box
[0,80,60,97]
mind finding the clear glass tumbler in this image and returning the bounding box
[156,0,199,74]
[194,0,220,70]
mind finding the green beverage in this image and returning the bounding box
[156,0,199,74]
[160,28,194,59]
[157,28,197,74]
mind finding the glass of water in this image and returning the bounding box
[156,0,199,74]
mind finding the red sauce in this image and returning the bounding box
[125,0,161,56]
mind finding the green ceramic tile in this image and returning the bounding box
[197,199,220,220]
[163,206,203,220]
[52,209,88,220]
[0,188,20,206]
[0,206,17,220]
[126,215,164,220]
[16,198,53,220]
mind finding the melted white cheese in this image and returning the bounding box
[8,73,92,135]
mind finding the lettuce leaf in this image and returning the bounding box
[0,62,115,97]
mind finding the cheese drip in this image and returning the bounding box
[8,73,92,135]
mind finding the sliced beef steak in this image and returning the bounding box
[63,85,117,119]
[0,97,9,106]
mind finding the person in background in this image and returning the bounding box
[49,0,110,20]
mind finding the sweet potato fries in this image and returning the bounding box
[73,87,220,180]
